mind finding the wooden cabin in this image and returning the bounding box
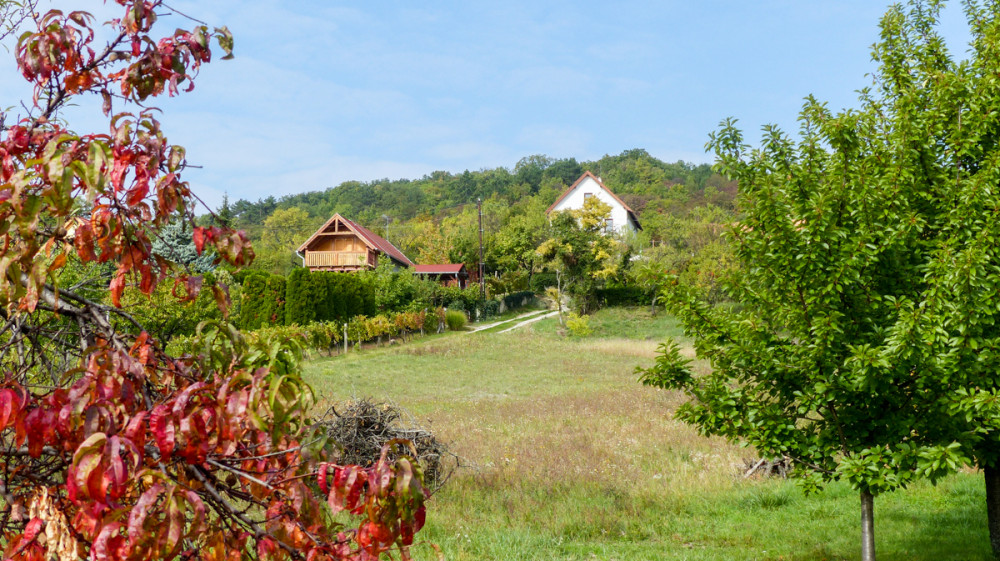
[297,214,414,272]
[414,264,469,288]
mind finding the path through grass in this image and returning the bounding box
[304,307,993,560]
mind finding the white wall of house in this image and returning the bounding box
[550,175,637,234]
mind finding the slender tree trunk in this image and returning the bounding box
[861,489,876,561]
[985,465,1000,558]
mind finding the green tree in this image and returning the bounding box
[254,207,315,274]
[152,220,217,273]
[640,3,1000,559]
[215,192,234,227]
[285,268,326,325]
[537,197,624,314]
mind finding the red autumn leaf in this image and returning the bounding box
[317,463,329,494]
[0,388,21,431]
[109,269,126,307]
[192,226,208,254]
[127,483,164,543]
[150,404,175,457]
[22,518,44,543]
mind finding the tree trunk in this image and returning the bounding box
[861,489,876,561]
[985,465,1000,558]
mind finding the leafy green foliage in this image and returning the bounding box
[152,221,217,273]
[537,200,629,313]
[0,3,427,560]
[228,150,735,281]
[238,271,286,330]
[285,268,326,326]
[565,312,592,337]
[641,1,1000,557]
[444,310,467,331]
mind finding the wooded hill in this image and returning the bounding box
[224,149,737,293]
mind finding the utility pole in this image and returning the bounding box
[478,198,485,299]
[382,214,390,242]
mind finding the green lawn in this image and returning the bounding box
[303,307,993,560]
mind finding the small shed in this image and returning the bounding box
[414,264,469,288]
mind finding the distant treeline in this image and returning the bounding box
[217,149,738,301]
[227,149,732,233]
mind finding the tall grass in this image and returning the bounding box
[304,308,993,560]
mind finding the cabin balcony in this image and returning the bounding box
[304,251,374,269]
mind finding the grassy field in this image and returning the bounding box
[304,307,993,560]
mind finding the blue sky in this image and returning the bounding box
[1,1,974,210]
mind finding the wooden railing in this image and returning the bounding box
[304,251,370,268]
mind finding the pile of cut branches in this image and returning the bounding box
[740,456,792,479]
[318,399,460,491]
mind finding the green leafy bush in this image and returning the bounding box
[501,291,535,312]
[445,310,467,331]
[285,268,328,325]
[423,308,441,333]
[478,299,501,319]
[595,286,649,307]
[566,312,593,337]
[529,272,558,292]
[239,272,286,329]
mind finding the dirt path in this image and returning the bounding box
[496,310,558,333]
[467,310,555,333]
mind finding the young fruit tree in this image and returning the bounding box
[639,2,1000,559]
[0,2,427,560]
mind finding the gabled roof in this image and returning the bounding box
[298,213,414,267]
[414,264,467,275]
[546,171,642,230]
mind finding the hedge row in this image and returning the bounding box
[285,268,376,326]
[239,268,539,330]
[239,270,375,329]
[238,272,286,330]
[594,286,652,307]
[501,291,535,312]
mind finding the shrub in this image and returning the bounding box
[422,308,439,333]
[445,310,467,331]
[566,312,593,337]
[529,272,558,292]
[285,268,328,325]
[501,290,536,312]
[240,273,286,329]
[478,299,501,319]
[595,286,649,307]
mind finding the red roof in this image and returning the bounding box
[414,264,467,274]
[546,171,642,230]
[298,213,414,267]
[344,216,414,267]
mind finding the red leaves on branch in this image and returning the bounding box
[0,1,428,559]
[0,333,429,560]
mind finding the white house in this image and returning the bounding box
[546,171,642,234]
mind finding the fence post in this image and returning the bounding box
[343,323,348,354]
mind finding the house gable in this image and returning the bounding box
[298,214,414,270]
[547,171,641,232]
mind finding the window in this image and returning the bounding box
[605,218,614,232]
[583,192,593,200]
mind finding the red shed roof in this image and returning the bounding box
[298,213,414,267]
[414,264,467,274]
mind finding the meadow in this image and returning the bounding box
[304,308,992,560]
